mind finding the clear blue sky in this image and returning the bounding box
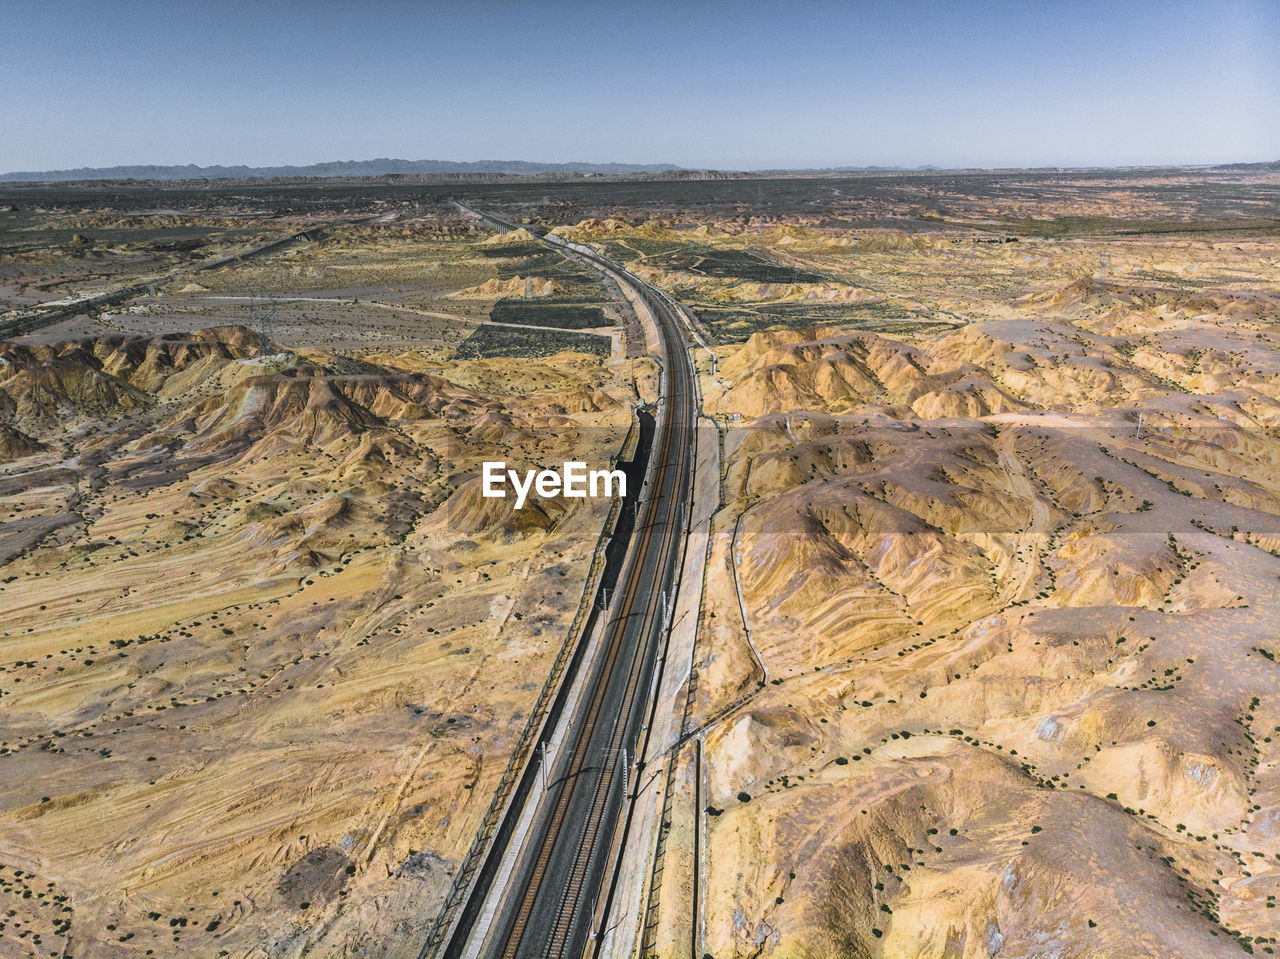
[3,0,1277,172]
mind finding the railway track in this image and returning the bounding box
[435,205,698,959]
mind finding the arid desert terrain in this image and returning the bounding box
[2,168,1280,957]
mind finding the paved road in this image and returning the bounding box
[442,207,697,959]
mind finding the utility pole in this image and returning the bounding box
[539,742,548,792]
[588,890,602,941]
[1096,253,1111,297]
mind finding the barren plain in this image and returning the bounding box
[2,168,1280,958]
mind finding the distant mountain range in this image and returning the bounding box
[2,158,1274,184]
[0,158,684,183]
[1208,159,1280,172]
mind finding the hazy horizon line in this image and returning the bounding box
[3,154,1277,184]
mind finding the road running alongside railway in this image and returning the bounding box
[423,205,700,959]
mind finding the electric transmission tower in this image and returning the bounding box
[248,292,279,357]
[1096,253,1111,297]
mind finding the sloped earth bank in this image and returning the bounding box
[0,325,637,957]
[693,293,1280,957]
